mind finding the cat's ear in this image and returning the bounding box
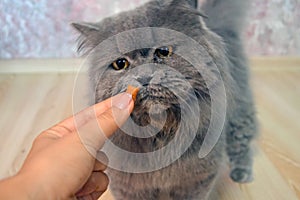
[71,22,100,36]
[71,22,100,54]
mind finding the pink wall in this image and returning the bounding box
[1,0,299,58]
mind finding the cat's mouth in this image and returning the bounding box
[135,84,180,105]
[130,84,181,127]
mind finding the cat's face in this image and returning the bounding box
[73,0,227,134]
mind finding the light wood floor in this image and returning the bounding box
[0,58,299,200]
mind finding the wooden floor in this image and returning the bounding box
[0,58,299,200]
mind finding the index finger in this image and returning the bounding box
[74,92,134,154]
[54,93,125,135]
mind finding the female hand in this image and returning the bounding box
[0,92,134,200]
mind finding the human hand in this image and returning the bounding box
[0,92,134,200]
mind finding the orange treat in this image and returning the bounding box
[126,85,139,102]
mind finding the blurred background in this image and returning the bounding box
[1,0,300,58]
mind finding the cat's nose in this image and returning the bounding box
[137,76,152,87]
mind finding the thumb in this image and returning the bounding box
[76,93,134,156]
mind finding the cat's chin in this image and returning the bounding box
[136,85,181,105]
[131,101,181,131]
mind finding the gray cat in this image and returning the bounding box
[72,0,258,199]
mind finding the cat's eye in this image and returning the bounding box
[111,58,130,70]
[155,46,173,58]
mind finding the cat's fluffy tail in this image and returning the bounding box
[200,0,250,34]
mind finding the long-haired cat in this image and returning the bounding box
[72,0,258,199]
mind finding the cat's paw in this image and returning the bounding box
[230,168,253,183]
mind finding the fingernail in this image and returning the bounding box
[113,93,132,109]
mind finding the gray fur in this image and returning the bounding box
[73,0,258,199]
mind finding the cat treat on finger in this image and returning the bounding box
[126,85,139,102]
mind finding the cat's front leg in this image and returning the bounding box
[226,106,258,183]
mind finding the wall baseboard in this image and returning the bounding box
[250,56,300,71]
[0,57,299,74]
[0,59,84,74]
